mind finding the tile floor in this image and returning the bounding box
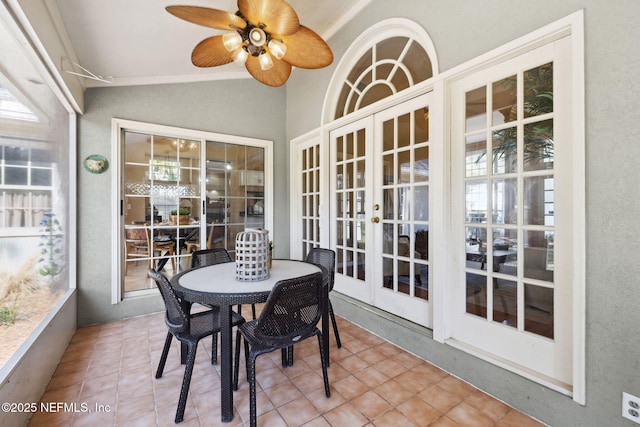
[27,307,545,427]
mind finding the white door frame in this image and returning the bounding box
[289,11,585,403]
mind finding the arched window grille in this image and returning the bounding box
[332,24,436,120]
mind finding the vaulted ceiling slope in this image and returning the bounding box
[52,0,369,88]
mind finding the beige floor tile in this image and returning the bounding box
[350,390,392,420]
[27,312,543,427]
[277,396,320,426]
[324,402,369,427]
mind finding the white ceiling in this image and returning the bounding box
[53,0,368,88]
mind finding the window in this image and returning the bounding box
[0,143,53,229]
[0,22,72,367]
[334,36,433,119]
[323,18,439,125]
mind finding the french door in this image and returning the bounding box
[330,93,432,327]
[448,39,574,386]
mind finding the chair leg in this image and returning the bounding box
[156,332,173,379]
[329,300,342,348]
[175,341,197,423]
[244,338,250,382]
[281,346,293,367]
[247,353,259,427]
[212,333,218,365]
[316,332,331,398]
[233,332,242,390]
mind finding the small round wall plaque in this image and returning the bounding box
[83,154,109,174]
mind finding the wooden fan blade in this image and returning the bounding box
[191,36,234,68]
[238,0,299,36]
[281,26,333,69]
[166,6,246,30]
[245,54,292,87]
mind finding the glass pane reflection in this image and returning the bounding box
[524,119,554,171]
[398,260,410,295]
[523,230,554,282]
[465,135,487,177]
[383,188,394,220]
[413,185,429,221]
[524,175,553,226]
[415,262,429,300]
[466,273,486,318]
[414,146,429,183]
[525,284,554,339]
[383,153,394,185]
[398,150,411,183]
[397,187,410,221]
[357,252,366,281]
[492,75,517,124]
[398,113,410,149]
[466,181,487,223]
[492,178,517,225]
[493,278,517,328]
[465,86,486,133]
[383,256,393,289]
[492,127,517,174]
[524,63,553,119]
[414,107,429,143]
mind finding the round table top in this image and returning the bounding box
[174,259,321,295]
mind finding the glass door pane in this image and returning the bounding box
[378,103,430,304]
[122,133,201,294]
[462,62,555,337]
[300,144,321,257]
[330,117,372,303]
[205,141,265,259]
[335,129,367,282]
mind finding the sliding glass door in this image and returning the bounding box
[115,120,272,300]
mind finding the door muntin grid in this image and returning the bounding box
[463,62,555,339]
[381,107,430,300]
[301,144,321,257]
[335,129,367,282]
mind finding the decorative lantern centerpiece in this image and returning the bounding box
[235,228,270,281]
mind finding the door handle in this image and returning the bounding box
[371,217,380,223]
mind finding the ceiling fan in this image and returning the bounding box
[166,0,334,87]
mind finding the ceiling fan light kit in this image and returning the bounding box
[166,0,333,86]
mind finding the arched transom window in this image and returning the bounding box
[330,19,438,121]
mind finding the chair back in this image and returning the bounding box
[189,248,232,268]
[256,271,324,344]
[206,225,225,249]
[304,248,336,291]
[149,269,189,333]
[124,224,149,246]
[180,228,199,249]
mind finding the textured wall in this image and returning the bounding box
[286,1,640,426]
[77,79,286,326]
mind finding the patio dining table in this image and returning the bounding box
[170,259,325,423]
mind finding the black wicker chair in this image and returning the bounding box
[233,271,330,427]
[189,247,232,268]
[305,248,341,348]
[149,269,244,423]
[190,247,258,321]
[188,248,241,364]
